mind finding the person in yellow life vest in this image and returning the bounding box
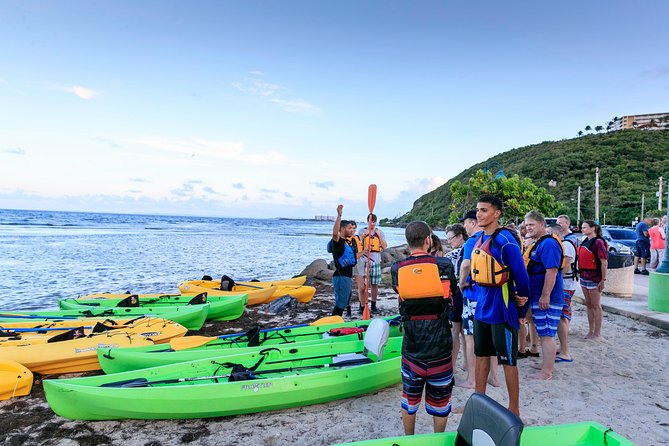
[359,213,387,314]
[390,221,457,436]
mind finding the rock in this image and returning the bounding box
[263,295,299,314]
[300,259,329,278]
[315,269,334,281]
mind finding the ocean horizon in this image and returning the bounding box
[0,208,408,311]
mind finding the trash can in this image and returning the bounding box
[604,253,634,298]
[649,271,669,313]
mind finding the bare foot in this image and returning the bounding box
[530,363,543,370]
[591,336,604,342]
[456,380,476,389]
[528,371,552,380]
[488,377,501,387]
[584,333,595,340]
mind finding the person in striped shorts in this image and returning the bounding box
[524,210,563,380]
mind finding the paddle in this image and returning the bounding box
[101,356,374,388]
[169,315,346,351]
[362,184,378,320]
[0,326,93,333]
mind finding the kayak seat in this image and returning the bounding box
[455,393,524,446]
[331,353,373,366]
[363,318,390,360]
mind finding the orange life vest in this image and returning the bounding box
[523,233,566,275]
[471,229,518,286]
[397,256,451,300]
[361,230,382,253]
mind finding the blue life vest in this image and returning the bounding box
[327,239,357,269]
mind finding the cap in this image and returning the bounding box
[458,210,477,222]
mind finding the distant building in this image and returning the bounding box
[314,215,336,221]
[613,112,669,131]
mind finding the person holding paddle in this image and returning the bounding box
[391,221,457,435]
[359,213,387,314]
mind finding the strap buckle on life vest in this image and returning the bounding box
[409,315,438,321]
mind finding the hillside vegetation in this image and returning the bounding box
[389,130,669,227]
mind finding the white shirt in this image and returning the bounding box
[562,239,577,291]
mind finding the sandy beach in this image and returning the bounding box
[1,279,668,446]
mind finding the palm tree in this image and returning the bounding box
[585,125,592,132]
[595,125,604,133]
[578,130,584,137]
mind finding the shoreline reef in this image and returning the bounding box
[1,250,667,445]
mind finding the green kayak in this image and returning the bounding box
[45,335,402,420]
[0,304,209,331]
[98,316,403,374]
[333,422,633,446]
[58,293,247,322]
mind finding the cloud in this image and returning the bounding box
[94,137,120,148]
[249,70,265,76]
[232,183,245,190]
[260,188,279,194]
[135,136,284,165]
[232,76,318,114]
[202,186,222,196]
[0,77,7,85]
[284,192,293,198]
[128,189,142,194]
[58,85,99,100]
[311,181,335,190]
[270,98,317,113]
[638,65,669,79]
[129,178,150,183]
[4,148,26,155]
[171,179,204,197]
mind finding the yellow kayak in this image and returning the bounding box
[236,276,307,287]
[0,331,154,374]
[177,281,277,306]
[0,360,33,400]
[0,318,187,347]
[233,284,316,303]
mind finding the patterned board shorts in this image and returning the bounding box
[580,278,600,290]
[461,297,477,336]
[401,355,454,417]
[363,260,382,285]
[562,289,575,321]
[531,303,562,337]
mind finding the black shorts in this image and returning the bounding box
[473,319,518,366]
[448,290,463,323]
[635,240,651,259]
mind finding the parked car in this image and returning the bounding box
[600,225,635,254]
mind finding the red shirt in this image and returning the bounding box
[649,226,666,250]
[580,238,609,283]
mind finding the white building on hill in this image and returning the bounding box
[613,112,669,130]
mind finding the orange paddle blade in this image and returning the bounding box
[368,184,377,213]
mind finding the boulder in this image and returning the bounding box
[300,259,330,278]
[315,268,334,281]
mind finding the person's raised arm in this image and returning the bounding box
[332,205,343,242]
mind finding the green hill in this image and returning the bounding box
[389,130,669,227]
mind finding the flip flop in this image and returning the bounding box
[555,357,574,363]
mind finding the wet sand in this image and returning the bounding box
[1,279,667,445]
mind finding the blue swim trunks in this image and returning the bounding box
[531,303,562,337]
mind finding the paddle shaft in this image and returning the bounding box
[103,357,372,388]
[362,184,377,320]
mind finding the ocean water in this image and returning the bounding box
[0,209,408,311]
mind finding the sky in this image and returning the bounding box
[1,1,668,221]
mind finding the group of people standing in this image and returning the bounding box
[328,196,611,435]
[634,215,667,274]
[329,205,387,317]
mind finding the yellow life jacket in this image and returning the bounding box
[470,229,515,286]
[349,235,363,255]
[362,230,382,253]
[523,233,566,275]
[396,257,451,300]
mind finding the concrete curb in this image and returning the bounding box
[572,295,669,332]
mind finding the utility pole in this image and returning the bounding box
[659,176,663,211]
[641,193,645,219]
[577,186,582,227]
[595,168,600,224]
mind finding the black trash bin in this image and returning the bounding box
[607,252,634,269]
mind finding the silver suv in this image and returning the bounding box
[600,226,635,254]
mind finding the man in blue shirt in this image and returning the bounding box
[634,217,651,275]
[524,211,564,380]
[470,195,529,416]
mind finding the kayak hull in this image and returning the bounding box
[333,421,634,446]
[59,294,247,322]
[0,360,33,400]
[0,331,154,374]
[45,337,402,420]
[0,305,209,330]
[98,317,403,373]
[177,281,276,306]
